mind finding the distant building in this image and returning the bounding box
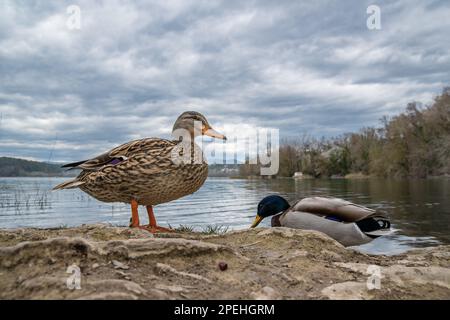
[208,164,240,177]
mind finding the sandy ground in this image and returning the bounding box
[0,224,449,299]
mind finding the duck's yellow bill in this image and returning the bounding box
[250,215,263,228]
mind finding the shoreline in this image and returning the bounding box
[0,224,449,299]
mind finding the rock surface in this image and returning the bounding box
[0,225,449,299]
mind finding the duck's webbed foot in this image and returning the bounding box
[128,201,175,233]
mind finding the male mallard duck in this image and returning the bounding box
[53,111,226,233]
[250,195,391,246]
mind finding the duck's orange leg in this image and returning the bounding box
[130,199,140,227]
[129,201,174,233]
[145,205,174,233]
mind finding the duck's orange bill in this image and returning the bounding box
[250,215,263,228]
[204,128,227,140]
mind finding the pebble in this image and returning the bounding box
[115,270,131,280]
[250,286,281,300]
[218,262,228,271]
[112,260,130,270]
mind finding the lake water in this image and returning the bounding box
[0,177,449,255]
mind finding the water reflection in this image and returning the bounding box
[0,177,449,255]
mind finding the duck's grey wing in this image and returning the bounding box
[292,197,384,222]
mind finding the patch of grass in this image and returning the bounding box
[172,224,195,233]
[200,224,229,235]
[1,185,51,213]
[168,224,229,235]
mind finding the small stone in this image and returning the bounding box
[115,270,131,280]
[218,262,228,271]
[92,263,100,269]
[250,286,281,300]
[155,284,188,293]
[112,260,129,270]
[293,250,308,257]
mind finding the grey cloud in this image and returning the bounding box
[0,0,449,162]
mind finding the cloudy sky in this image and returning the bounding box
[0,0,449,163]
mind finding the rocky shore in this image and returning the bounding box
[0,225,449,299]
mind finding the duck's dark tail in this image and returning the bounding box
[61,160,88,170]
[356,215,391,238]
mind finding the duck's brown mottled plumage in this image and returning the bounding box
[53,111,227,215]
[54,138,208,206]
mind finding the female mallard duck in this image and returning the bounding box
[53,111,226,233]
[250,195,391,247]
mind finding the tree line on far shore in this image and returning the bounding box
[240,87,450,178]
[0,157,76,177]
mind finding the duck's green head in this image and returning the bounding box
[250,195,290,228]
